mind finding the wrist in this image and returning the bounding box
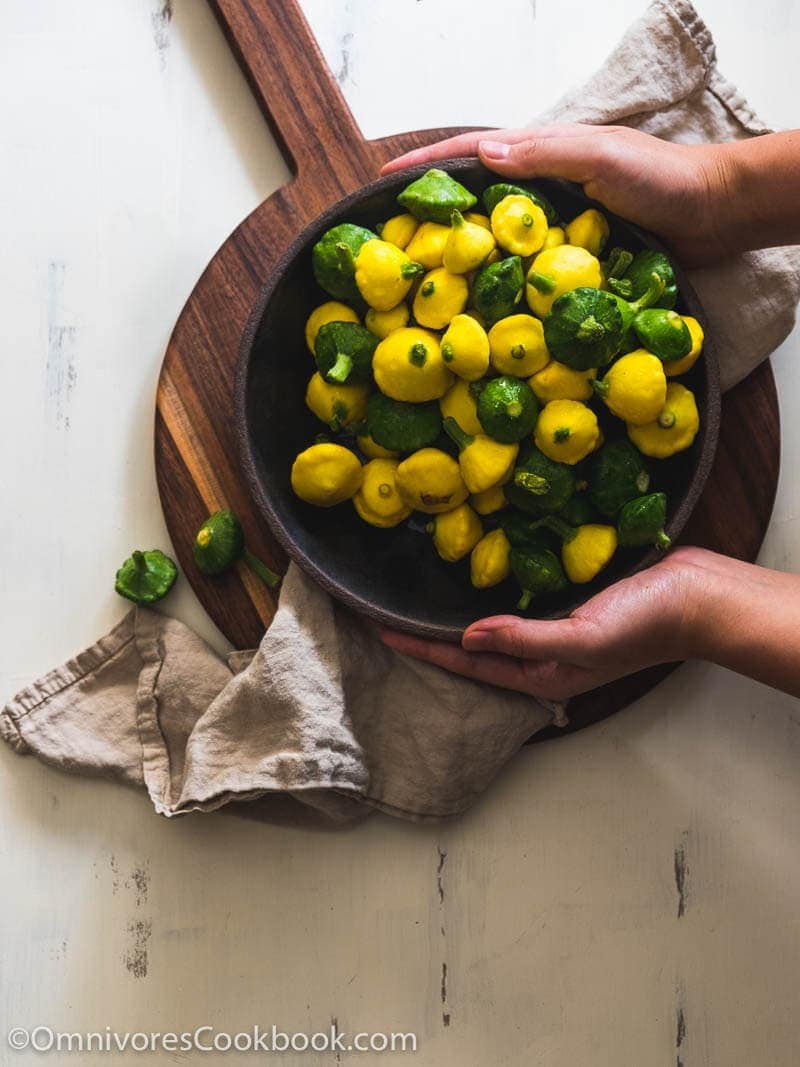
[662,547,732,663]
[692,142,747,261]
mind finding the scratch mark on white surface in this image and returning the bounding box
[109,853,121,894]
[436,847,446,905]
[674,831,689,918]
[129,862,150,907]
[675,977,686,1066]
[332,1017,341,1063]
[151,0,173,67]
[336,32,354,87]
[46,262,77,429]
[123,918,152,979]
[436,846,450,1026]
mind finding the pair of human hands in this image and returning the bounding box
[378,125,743,700]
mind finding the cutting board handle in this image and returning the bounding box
[208,0,376,189]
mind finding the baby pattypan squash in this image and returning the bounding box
[488,313,550,377]
[405,221,450,269]
[395,448,468,514]
[617,492,671,549]
[380,213,419,250]
[366,392,442,452]
[482,182,558,225]
[543,226,566,250]
[439,378,483,436]
[305,300,359,354]
[565,209,610,257]
[534,399,600,465]
[443,416,519,495]
[314,321,377,385]
[291,442,363,507]
[413,268,469,330]
[443,210,497,274]
[666,316,704,377]
[440,313,491,381]
[305,372,370,430]
[354,238,424,311]
[608,249,677,310]
[543,287,624,370]
[670,316,703,372]
[627,382,700,457]
[373,326,452,402]
[588,439,651,517]
[592,349,667,426]
[353,458,411,528]
[470,484,507,515]
[193,510,281,588]
[505,445,576,516]
[470,528,512,588]
[528,361,596,403]
[490,195,548,257]
[475,375,539,443]
[397,168,477,224]
[525,244,603,318]
[312,222,376,303]
[511,546,567,610]
[365,302,410,340]
[633,308,692,362]
[427,502,484,562]
[470,256,525,328]
[535,515,617,584]
[115,549,177,605]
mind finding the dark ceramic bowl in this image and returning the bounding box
[235,159,720,641]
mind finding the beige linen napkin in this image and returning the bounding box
[4,0,799,824]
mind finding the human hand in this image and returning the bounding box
[380,546,719,702]
[382,124,734,267]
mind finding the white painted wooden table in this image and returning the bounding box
[2,1,800,1063]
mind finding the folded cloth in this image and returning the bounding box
[4,0,799,824]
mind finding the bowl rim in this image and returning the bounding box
[234,157,721,640]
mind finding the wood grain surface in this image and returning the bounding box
[154,0,780,731]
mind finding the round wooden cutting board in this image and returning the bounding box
[154,0,780,739]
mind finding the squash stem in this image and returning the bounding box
[655,530,672,550]
[327,352,353,383]
[629,271,666,313]
[527,271,556,295]
[514,471,550,496]
[442,416,473,452]
[132,550,147,574]
[243,549,282,589]
[517,589,534,611]
[532,515,577,543]
[606,247,633,281]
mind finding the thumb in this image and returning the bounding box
[478,134,607,183]
[462,614,600,664]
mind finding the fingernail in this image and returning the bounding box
[478,140,510,161]
[462,629,491,650]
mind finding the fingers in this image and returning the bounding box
[462,614,601,665]
[379,123,605,175]
[380,627,533,690]
[477,132,611,182]
[379,627,606,701]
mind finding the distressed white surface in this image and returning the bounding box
[1,0,799,1063]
